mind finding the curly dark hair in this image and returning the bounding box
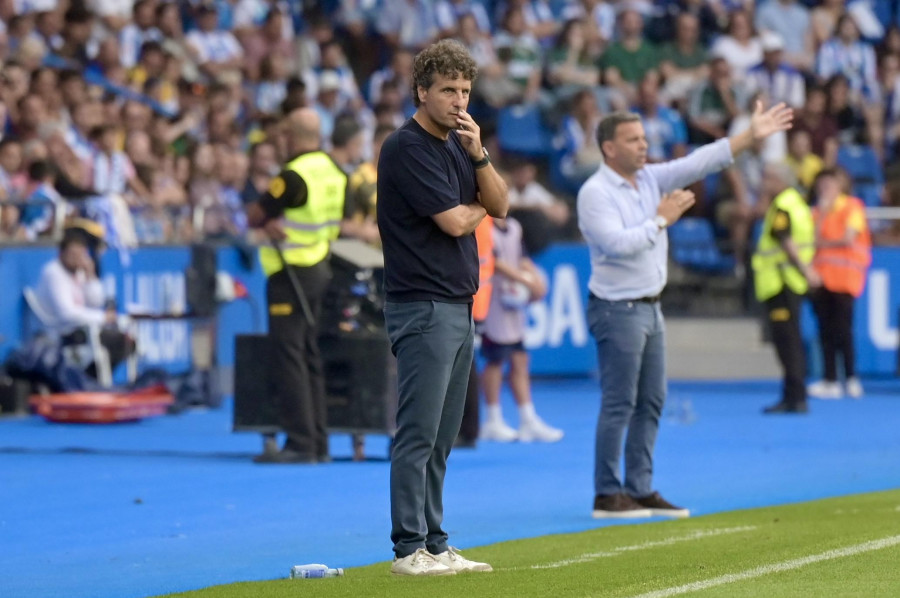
[411,39,478,107]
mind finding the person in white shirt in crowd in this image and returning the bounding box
[367,47,413,106]
[479,215,564,443]
[314,40,362,107]
[507,159,570,228]
[233,0,293,40]
[65,100,101,181]
[754,0,814,72]
[35,226,135,377]
[816,13,880,103]
[709,9,762,80]
[494,0,560,46]
[493,4,545,104]
[555,88,604,193]
[185,2,244,82]
[376,0,439,51]
[118,0,161,69]
[90,123,149,203]
[435,0,492,38]
[33,9,65,53]
[89,0,135,31]
[720,92,788,274]
[745,32,806,110]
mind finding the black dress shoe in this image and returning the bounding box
[763,401,809,414]
[253,449,317,464]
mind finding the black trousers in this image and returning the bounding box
[765,288,806,406]
[84,328,135,380]
[811,288,856,381]
[266,261,332,457]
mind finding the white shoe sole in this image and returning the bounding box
[449,564,493,573]
[390,567,456,576]
[591,508,653,519]
[646,508,691,518]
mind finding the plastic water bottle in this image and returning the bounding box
[290,564,344,579]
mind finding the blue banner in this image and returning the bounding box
[0,245,267,378]
[525,244,596,376]
[528,244,900,378]
[2,243,897,378]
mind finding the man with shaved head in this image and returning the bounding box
[246,107,348,463]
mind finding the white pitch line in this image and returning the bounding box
[627,534,900,598]
[530,526,758,570]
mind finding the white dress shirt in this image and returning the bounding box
[577,138,733,301]
[35,259,107,335]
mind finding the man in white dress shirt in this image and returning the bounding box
[578,101,793,519]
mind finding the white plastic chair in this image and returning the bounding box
[22,286,114,387]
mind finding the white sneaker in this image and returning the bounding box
[846,377,864,399]
[479,419,518,442]
[432,547,493,573]
[518,417,564,443]
[807,380,842,400]
[391,548,455,576]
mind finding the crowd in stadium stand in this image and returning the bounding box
[1,0,900,256]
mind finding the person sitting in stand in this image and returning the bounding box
[34,223,135,380]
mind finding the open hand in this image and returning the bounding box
[750,100,793,142]
[657,189,696,226]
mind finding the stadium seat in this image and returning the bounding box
[497,104,553,158]
[667,217,736,274]
[836,144,884,207]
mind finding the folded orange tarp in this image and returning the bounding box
[29,385,174,423]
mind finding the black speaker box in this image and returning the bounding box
[0,372,31,416]
[320,328,396,435]
[232,334,279,433]
[232,331,397,435]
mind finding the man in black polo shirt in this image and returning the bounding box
[377,39,508,577]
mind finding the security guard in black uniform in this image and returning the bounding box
[247,108,348,463]
[752,163,819,415]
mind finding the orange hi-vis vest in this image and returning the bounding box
[812,195,871,297]
[473,218,495,322]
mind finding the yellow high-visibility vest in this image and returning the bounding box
[752,187,815,302]
[259,151,347,276]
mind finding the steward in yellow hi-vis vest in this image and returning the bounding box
[752,187,816,302]
[245,108,348,464]
[752,166,819,415]
[258,151,347,275]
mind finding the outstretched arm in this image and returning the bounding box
[729,100,793,157]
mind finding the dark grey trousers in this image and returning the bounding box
[384,300,474,558]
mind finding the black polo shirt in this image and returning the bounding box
[377,118,479,303]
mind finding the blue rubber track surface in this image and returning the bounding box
[1,378,898,598]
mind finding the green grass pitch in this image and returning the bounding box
[156,489,900,598]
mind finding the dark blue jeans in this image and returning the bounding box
[587,296,666,498]
[384,300,474,558]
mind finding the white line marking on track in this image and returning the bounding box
[529,526,758,570]
[627,534,900,598]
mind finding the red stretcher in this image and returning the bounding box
[29,385,174,423]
